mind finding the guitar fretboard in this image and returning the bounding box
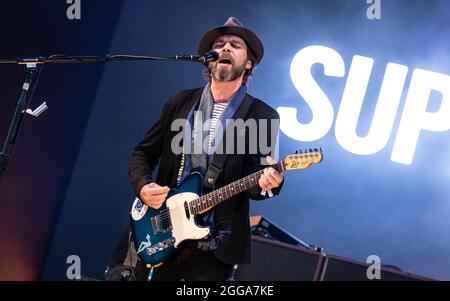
[189,162,283,215]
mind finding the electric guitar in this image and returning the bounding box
[130,148,323,266]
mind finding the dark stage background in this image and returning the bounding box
[0,0,449,280]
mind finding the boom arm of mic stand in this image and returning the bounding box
[0,52,207,187]
[0,54,209,65]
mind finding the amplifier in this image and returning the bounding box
[235,235,324,281]
[319,254,434,281]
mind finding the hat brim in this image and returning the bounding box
[198,25,264,65]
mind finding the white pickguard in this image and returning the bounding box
[165,192,211,248]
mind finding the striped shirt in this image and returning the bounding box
[207,102,228,154]
[176,102,228,184]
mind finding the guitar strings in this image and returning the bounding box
[155,171,265,225]
[154,162,286,225]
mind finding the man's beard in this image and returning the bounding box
[210,60,246,82]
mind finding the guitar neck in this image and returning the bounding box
[189,162,284,215]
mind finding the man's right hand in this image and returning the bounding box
[139,182,170,209]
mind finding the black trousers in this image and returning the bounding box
[134,243,233,281]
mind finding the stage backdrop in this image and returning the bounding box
[0,0,449,280]
[0,0,124,280]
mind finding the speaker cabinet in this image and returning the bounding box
[319,254,434,281]
[235,235,324,281]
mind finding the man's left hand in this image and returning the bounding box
[258,156,283,191]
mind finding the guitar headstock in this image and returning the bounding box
[282,148,323,171]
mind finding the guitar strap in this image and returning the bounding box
[203,94,254,189]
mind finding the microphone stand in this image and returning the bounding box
[0,52,217,187]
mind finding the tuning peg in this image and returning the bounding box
[314,148,318,152]
[295,150,298,154]
[299,149,303,154]
[309,148,313,153]
[320,147,323,152]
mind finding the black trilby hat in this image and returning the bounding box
[197,17,264,65]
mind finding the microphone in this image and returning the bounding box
[175,50,219,64]
[199,50,219,64]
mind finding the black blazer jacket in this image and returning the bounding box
[128,87,283,264]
